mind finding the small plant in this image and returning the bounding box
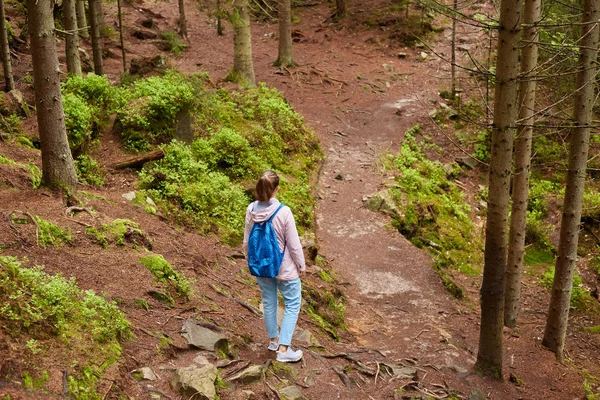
[140,254,193,300]
[86,219,151,249]
[33,215,72,248]
[159,31,187,55]
[75,154,104,186]
[0,114,23,136]
[541,267,597,311]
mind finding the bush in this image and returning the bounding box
[62,93,94,156]
[117,71,195,149]
[0,256,131,398]
[140,254,192,300]
[75,154,104,186]
[159,31,188,55]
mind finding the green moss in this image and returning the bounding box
[140,254,193,300]
[584,325,600,334]
[302,281,346,341]
[0,257,131,398]
[524,246,555,266]
[382,125,480,295]
[33,215,72,248]
[541,267,599,311]
[86,219,151,249]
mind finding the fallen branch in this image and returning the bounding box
[209,284,262,316]
[110,149,165,170]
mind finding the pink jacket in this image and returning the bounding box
[243,198,306,281]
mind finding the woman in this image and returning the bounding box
[243,170,306,362]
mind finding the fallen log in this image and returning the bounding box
[110,149,165,170]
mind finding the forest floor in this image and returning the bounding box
[1,0,600,399]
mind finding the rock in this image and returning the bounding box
[456,156,478,170]
[382,63,395,72]
[300,232,318,262]
[132,367,159,381]
[387,365,417,380]
[171,364,218,400]
[364,189,401,217]
[146,196,156,206]
[449,364,468,374]
[130,55,167,77]
[193,354,211,366]
[397,52,408,59]
[122,191,136,201]
[174,106,193,144]
[226,365,263,385]
[78,48,94,72]
[294,329,321,347]
[279,385,307,400]
[181,320,229,353]
[420,52,429,60]
[132,28,158,40]
[0,89,30,118]
[241,390,257,400]
[334,172,344,180]
[469,388,486,400]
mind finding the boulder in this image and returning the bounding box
[364,189,402,217]
[130,55,167,77]
[132,367,159,381]
[294,329,320,347]
[279,385,307,400]
[171,364,218,400]
[0,89,30,117]
[181,320,229,353]
[132,28,158,40]
[226,365,264,385]
[469,388,486,400]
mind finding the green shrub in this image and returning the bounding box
[140,254,192,300]
[0,256,131,398]
[75,154,104,186]
[63,93,94,156]
[0,114,23,136]
[33,215,72,248]
[382,125,481,295]
[472,128,491,163]
[62,73,121,113]
[86,219,150,248]
[117,71,195,149]
[159,31,188,55]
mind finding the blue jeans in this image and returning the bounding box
[256,277,302,346]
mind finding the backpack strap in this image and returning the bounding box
[267,204,285,223]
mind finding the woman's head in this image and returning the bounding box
[256,170,279,202]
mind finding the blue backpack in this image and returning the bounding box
[247,203,286,278]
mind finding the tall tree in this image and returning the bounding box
[475,0,522,378]
[504,0,541,329]
[63,0,82,76]
[117,0,126,72]
[275,0,294,67]
[178,0,188,40]
[0,0,14,91]
[27,0,78,191]
[230,0,255,86]
[542,0,600,360]
[335,0,346,19]
[88,0,103,75]
[76,0,89,39]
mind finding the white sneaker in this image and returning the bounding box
[267,341,278,351]
[276,347,303,362]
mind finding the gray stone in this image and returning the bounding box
[226,365,264,385]
[382,63,395,72]
[181,320,229,352]
[420,52,429,60]
[456,156,478,170]
[122,191,136,201]
[193,354,211,366]
[386,365,417,380]
[174,106,193,144]
[171,364,218,400]
[449,364,468,374]
[397,52,408,59]
[0,90,30,118]
[146,196,156,206]
[294,329,321,347]
[241,390,257,400]
[279,385,307,400]
[469,388,486,400]
[132,367,159,381]
[364,189,402,217]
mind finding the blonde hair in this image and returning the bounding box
[256,170,279,202]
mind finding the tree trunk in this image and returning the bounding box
[27,0,78,191]
[230,0,255,86]
[335,0,346,19]
[0,0,14,91]
[450,0,457,95]
[178,0,188,40]
[63,0,82,76]
[88,0,103,75]
[76,0,89,39]
[117,0,126,72]
[475,0,522,379]
[504,0,541,329]
[275,0,294,67]
[542,0,600,360]
[216,0,224,36]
